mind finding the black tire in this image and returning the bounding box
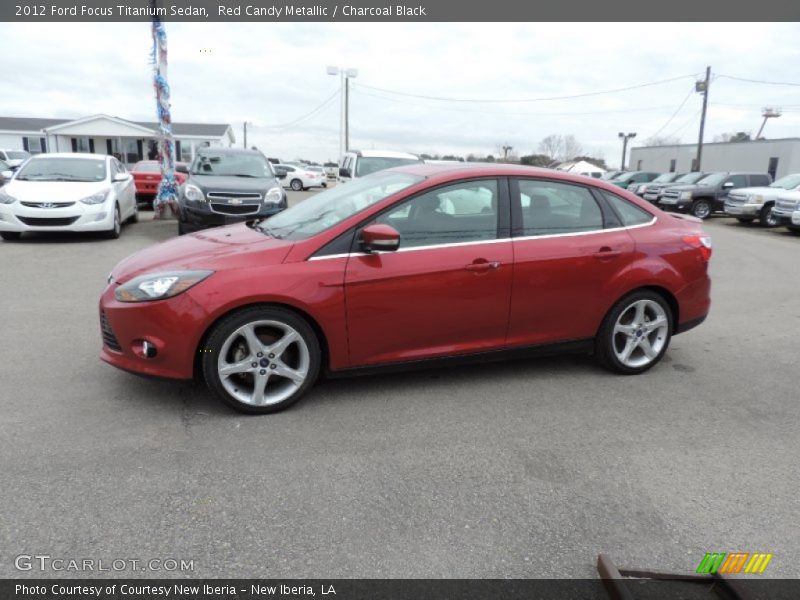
[290,178,303,192]
[103,204,121,239]
[1,232,22,241]
[177,221,189,236]
[127,202,139,224]
[202,306,322,414]
[787,226,800,235]
[595,290,674,375]
[690,199,712,220]
[759,204,778,228]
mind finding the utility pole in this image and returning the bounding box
[344,76,350,153]
[327,66,358,158]
[243,121,250,148]
[618,132,636,170]
[695,66,711,171]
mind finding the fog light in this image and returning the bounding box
[94,212,107,222]
[132,339,159,359]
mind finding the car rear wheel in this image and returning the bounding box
[290,178,303,192]
[104,204,121,239]
[759,204,778,228]
[595,291,673,375]
[1,232,21,241]
[690,199,711,219]
[202,306,321,414]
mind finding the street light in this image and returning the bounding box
[327,66,358,158]
[618,132,636,171]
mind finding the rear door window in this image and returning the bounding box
[517,180,604,236]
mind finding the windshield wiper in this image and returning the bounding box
[231,174,259,178]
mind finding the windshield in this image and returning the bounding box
[697,173,726,186]
[355,157,421,177]
[257,171,424,240]
[192,153,275,178]
[653,173,680,183]
[6,151,30,160]
[675,172,705,184]
[15,157,107,182]
[133,162,160,172]
[770,174,800,190]
[614,172,636,182]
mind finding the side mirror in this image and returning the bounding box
[1,170,12,180]
[722,181,735,189]
[113,173,130,182]
[175,164,189,174]
[361,223,400,253]
[339,167,351,178]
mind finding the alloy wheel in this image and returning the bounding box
[612,299,669,369]
[692,200,711,219]
[217,319,311,407]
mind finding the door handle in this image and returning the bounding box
[465,260,501,272]
[592,247,622,260]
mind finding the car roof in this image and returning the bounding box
[28,152,107,160]
[350,149,420,159]
[196,147,263,156]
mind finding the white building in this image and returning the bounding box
[0,114,236,166]
[628,138,800,179]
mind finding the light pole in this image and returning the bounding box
[618,132,636,171]
[327,66,358,158]
[243,121,252,148]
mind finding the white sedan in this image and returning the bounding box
[0,153,137,241]
[276,164,327,191]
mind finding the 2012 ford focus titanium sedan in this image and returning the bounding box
[100,164,712,413]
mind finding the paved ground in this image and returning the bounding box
[1,198,798,579]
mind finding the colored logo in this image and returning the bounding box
[696,552,773,574]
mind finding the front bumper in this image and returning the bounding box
[772,207,799,226]
[99,284,209,380]
[724,202,760,217]
[178,201,284,232]
[657,197,690,212]
[0,201,116,232]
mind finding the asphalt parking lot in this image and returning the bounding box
[1,192,798,579]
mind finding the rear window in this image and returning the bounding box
[133,162,160,172]
[602,191,654,226]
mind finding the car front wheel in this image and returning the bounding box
[202,306,321,414]
[690,199,712,219]
[759,204,778,228]
[104,204,121,239]
[595,291,673,375]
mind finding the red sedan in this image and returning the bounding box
[131,161,188,200]
[100,164,712,413]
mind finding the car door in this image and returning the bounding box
[507,178,636,348]
[112,159,135,218]
[716,174,747,209]
[343,178,513,367]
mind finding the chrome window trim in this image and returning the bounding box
[307,218,657,261]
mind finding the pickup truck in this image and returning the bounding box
[771,190,800,233]
[658,172,772,219]
[723,173,800,227]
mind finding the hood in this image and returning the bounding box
[4,180,109,201]
[729,186,784,198]
[187,174,279,192]
[664,183,703,192]
[111,223,293,284]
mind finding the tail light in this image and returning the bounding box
[682,234,713,262]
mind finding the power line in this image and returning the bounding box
[259,89,340,130]
[354,86,686,117]
[641,86,696,141]
[716,74,800,87]
[355,74,698,104]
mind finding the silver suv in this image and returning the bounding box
[724,173,800,227]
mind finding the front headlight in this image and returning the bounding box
[680,191,693,200]
[0,189,18,204]
[184,184,204,202]
[638,185,648,193]
[80,189,111,205]
[750,194,764,205]
[265,186,283,204]
[114,270,214,302]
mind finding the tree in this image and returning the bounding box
[643,135,681,147]
[714,132,752,143]
[520,154,552,167]
[537,134,584,162]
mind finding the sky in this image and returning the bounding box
[1,22,799,167]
